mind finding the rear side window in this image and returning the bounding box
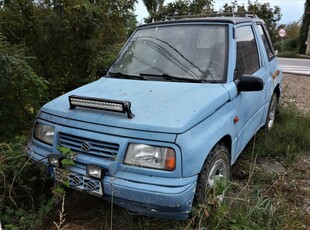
[235,26,260,79]
[257,23,275,61]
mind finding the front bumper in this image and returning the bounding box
[26,142,197,220]
[103,174,196,220]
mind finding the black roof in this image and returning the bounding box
[137,16,264,29]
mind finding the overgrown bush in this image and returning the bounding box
[274,38,299,53]
[0,34,48,138]
[0,136,54,229]
[1,106,309,229]
[175,105,310,229]
[254,105,310,163]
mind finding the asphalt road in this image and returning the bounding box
[278,57,310,76]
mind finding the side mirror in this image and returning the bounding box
[236,75,264,92]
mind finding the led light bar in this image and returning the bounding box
[69,95,134,119]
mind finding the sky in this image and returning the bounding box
[135,0,306,24]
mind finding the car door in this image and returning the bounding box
[233,23,268,155]
[256,22,280,113]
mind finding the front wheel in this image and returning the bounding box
[265,93,278,130]
[194,144,230,204]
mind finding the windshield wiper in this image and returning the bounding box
[108,71,147,80]
[139,73,206,83]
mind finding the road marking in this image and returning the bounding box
[279,65,310,76]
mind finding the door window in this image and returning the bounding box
[257,23,276,61]
[235,26,260,79]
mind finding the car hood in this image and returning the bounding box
[41,78,229,133]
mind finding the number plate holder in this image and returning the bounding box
[53,167,104,196]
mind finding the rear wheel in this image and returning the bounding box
[195,144,230,204]
[265,93,278,130]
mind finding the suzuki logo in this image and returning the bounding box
[81,142,91,152]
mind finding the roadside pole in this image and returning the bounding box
[279,28,286,52]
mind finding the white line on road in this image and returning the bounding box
[279,65,310,76]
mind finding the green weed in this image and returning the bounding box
[0,136,54,229]
[254,105,310,163]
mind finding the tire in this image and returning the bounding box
[194,144,230,204]
[265,93,278,130]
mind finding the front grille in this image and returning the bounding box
[59,133,119,160]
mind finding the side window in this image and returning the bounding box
[235,26,260,79]
[257,23,275,61]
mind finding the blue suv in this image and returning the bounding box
[26,16,282,220]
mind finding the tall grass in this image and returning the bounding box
[255,105,310,163]
[0,136,54,229]
[1,105,309,229]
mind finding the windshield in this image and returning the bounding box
[109,24,228,82]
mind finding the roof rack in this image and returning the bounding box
[166,12,257,20]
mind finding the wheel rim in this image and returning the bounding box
[207,159,229,187]
[267,97,277,130]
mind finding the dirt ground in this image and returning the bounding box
[282,73,310,113]
[271,73,310,228]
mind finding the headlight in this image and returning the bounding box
[34,122,55,145]
[124,143,176,171]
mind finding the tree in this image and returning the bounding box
[0,0,137,97]
[220,0,281,42]
[143,0,165,22]
[285,22,301,39]
[189,0,213,15]
[299,0,310,54]
[0,33,48,137]
[248,1,281,39]
[160,0,213,20]
[222,0,246,14]
[0,0,138,136]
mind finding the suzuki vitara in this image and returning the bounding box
[26,15,282,219]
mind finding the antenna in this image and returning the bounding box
[232,6,236,24]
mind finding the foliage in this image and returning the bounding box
[0,0,136,139]
[221,0,281,42]
[52,147,76,197]
[0,136,54,229]
[274,38,299,53]
[285,21,301,39]
[0,99,308,229]
[0,33,48,138]
[143,0,213,22]
[165,0,212,17]
[0,0,137,99]
[254,105,310,163]
[51,146,77,229]
[299,0,310,54]
[39,105,310,229]
[276,51,299,58]
[274,22,301,54]
[247,1,281,39]
[143,0,165,23]
[20,105,306,229]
